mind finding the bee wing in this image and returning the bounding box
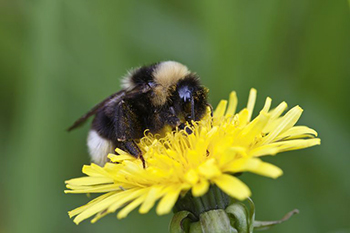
[67,90,126,131]
[67,83,152,132]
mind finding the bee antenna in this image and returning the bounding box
[191,95,195,120]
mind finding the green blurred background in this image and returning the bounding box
[1,0,349,232]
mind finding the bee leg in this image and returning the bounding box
[179,123,193,134]
[123,140,146,169]
[140,155,146,169]
[167,116,181,128]
[162,107,181,128]
[113,100,146,168]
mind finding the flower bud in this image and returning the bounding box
[170,189,299,233]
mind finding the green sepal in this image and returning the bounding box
[199,209,237,233]
[246,197,255,226]
[253,209,299,231]
[226,202,250,233]
[169,211,195,233]
[189,222,202,233]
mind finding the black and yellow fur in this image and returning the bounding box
[68,61,208,167]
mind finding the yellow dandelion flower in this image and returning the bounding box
[65,88,320,224]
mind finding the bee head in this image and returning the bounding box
[122,61,208,122]
[174,75,208,122]
[148,61,189,106]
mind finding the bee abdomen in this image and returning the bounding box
[87,130,115,166]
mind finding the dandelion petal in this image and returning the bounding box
[156,186,183,215]
[213,174,251,200]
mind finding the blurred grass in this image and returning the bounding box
[0,0,349,233]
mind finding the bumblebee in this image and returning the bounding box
[68,61,208,167]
